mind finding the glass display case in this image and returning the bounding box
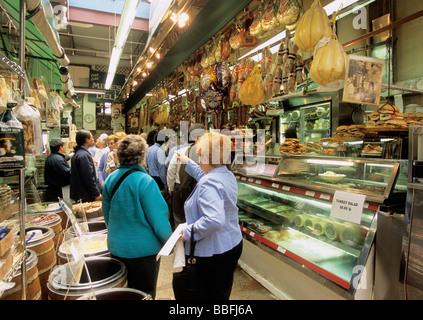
[232,153,407,296]
[232,154,407,204]
[275,154,407,204]
[280,102,331,144]
[237,180,376,292]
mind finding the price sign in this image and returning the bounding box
[330,191,365,224]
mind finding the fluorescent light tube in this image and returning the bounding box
[105,0,141,90]
[307,159,355,166]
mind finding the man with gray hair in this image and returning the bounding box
[93,133,109,173]
[167,123,206,227]
[44,138,71,202]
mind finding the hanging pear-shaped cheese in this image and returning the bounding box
[294,0,332,52]
[309,36,347,85]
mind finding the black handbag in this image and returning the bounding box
[172,226,199,300]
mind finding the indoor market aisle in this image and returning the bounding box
[155,254,278,300]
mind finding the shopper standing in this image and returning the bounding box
[174,132,242,300]
[106,131,126,175]
[167,123,205,227]
[146,132,167,191]
[102,134,172,298]
[98,134,114,190]
[44,138,71,202]
[70,130,101,202]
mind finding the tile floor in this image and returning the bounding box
[155,254,278,300]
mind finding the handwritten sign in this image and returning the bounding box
[330,191,365,224]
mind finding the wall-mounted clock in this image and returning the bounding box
[84,114,94,123]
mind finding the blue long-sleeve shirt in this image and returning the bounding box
[98,151,108,185]
[183,160,242,257]
[102,164,172,258]
[146,143,167,188]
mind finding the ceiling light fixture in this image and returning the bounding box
[105,0,142,90]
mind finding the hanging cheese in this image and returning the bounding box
[238,64,266,106]
[293,0,332,52]
[309,35,347,86]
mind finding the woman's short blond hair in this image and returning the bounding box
[196,132,232,167]
[117,134,148,166]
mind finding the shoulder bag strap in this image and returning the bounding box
[109,168,157,236]
[110,168,141,199]
[187,226,197,264]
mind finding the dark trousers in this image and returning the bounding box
[172,183,186,227]
[188,240,243,300]
[152,176,165,190]
[111,254,160,299]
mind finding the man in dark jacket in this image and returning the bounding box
[44,138,71,202]
[70,130,102,203]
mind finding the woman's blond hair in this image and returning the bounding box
[196,132,231,167]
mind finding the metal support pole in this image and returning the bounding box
[19,0,27,300]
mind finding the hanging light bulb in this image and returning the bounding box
[136,67,142,73]
[170,12,179,23]
[178,12,189,28]
[155,52,161,60]
[149,47,155,54]
[133,80,138,86]
[146,61,153,68]
[142,71,148,77]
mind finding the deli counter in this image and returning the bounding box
[232,153,407,299]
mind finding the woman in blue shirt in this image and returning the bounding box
[102,134,172,298]
[175,132,242,300]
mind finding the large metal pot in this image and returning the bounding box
[57,234,109,264]
[77,288,152,300]
[47,257,127,300]
[65,221,107,239]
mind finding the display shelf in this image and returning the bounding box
[240,226,351,290]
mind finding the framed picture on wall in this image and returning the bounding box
[342,55,385,106]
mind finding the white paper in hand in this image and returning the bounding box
[156,223,187,260]
[173,240,186,268]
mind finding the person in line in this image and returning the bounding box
[70,130,101,202]
[102,134,172,298]
[98,134,114,190]
[93,133,108,172]
[146,132,167,191]
[174,132,242,300]
[146,130,157,147]
[44,138,71,202]
[106,131,126,175]
[167,123,205,228]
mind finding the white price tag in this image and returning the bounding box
[330,191,365,224]
[277,246,286,254]
[69,242,80,262]
[305,190,315,197]
[271,183,280,189]
[282,185,290,191]
[320,193,331,200]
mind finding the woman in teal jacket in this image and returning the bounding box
[102,134,172,298]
